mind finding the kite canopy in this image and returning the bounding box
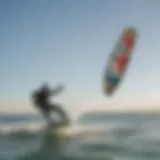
[103,27,138,95]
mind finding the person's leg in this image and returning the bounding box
[50,104,70,125]
[39,104,52,124]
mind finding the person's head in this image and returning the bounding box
[41,82,50,92]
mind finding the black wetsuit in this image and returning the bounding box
[31,86,69,124]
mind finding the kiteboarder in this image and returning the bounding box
[31,83,70,125]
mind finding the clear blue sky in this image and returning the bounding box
[1,0,160,113]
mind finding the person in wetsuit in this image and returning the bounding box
[31,83,70,125]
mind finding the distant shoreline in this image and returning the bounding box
[83,111,160,115]
[0,111,160,117]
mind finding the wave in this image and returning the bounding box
[1,119,160,141]
[0,122,44,139]
[0,122,120,142]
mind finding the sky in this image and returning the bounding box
[1,0,160,115]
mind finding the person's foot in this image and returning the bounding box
[61,118,70,126]
[65,119,70,125]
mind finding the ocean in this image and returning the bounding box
[0,112,160,160]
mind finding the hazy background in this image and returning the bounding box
[1,0,160,118]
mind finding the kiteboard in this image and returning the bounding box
[44,122,107,139]
[44,120,72,139]
[103,27,138,95]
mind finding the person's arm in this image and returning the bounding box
[51,84,65,96]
